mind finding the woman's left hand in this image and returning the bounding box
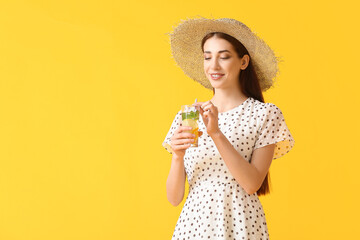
[192,101,221,137]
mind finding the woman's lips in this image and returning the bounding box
[210,74,224,80]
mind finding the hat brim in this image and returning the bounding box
[167,16,281,92]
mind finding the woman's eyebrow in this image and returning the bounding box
[204,50,230,54]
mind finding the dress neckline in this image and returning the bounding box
[218,97,251,115]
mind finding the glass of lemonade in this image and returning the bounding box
[181,104,200,147]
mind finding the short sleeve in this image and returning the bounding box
[162,109,182,154]
[254,103,295,160]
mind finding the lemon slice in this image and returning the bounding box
[182,119,198,129]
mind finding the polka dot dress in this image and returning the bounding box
[162,97,295,240]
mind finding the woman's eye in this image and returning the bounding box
[204,57,230,60]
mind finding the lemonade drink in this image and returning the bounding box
[181,105,200,147]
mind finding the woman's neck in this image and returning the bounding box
[211,91,248,113]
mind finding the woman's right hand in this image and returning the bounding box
[170,125,196,158]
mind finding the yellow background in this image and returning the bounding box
[1,0,359,239]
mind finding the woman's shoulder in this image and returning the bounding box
[251,97,281,112]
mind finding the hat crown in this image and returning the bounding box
[216,18,251,31]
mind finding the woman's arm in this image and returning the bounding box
[210,131,275,195]
[166,154,186,206]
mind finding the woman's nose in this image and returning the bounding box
[211,59,221,69]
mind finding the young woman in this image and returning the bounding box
[162,17,295,240]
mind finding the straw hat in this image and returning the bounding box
[166,16,282,92]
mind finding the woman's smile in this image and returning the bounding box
[210,74,225,80]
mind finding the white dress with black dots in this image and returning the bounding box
[162,97,295,240]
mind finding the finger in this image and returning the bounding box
[178,131,195,139]
[172,130,194,140]
[202,101,217,110]
[203,111,209,118]
[176,126,193,133]
[172,143,192,151]
[198,105,205,116]
[172,138,194,145]
[203,110,214,119]
[208,101,218,114]
[202,103,218,116]
[181,126,193,131]
[200,101,212,111]
[204,107,216,116]
[202,104,212,112]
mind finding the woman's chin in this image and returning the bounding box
[209,76,226,85]
[209,81,223,88]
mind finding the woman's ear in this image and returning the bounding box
[240,54,250,70]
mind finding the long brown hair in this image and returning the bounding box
[201,32,271,196]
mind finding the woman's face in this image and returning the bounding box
[203,37,248,90]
